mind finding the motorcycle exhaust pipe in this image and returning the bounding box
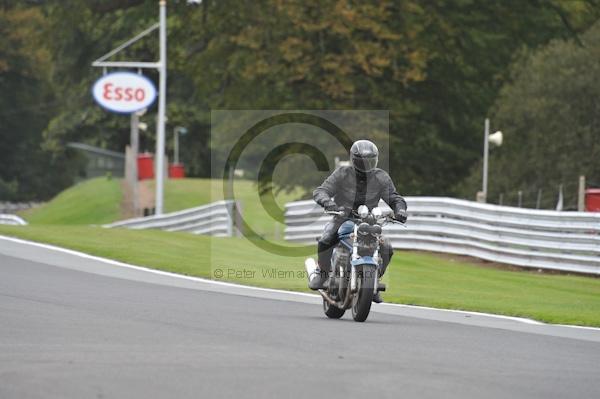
[319,290,338,306]
[306,258,347,308]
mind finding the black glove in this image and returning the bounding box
[395,209,408,223]
[323,200,337,212]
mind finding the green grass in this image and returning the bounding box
[164,178,304,239]
[1,224,599,327]
[19,177,122,225]
[22,177,303,238]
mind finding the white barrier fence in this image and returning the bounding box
[0,202,41,214]
[0,214,28,226]
[104,200,237,237]
[285,197,600,275]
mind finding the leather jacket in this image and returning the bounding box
[313,166,407,213]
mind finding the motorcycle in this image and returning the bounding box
[305,204,402,322]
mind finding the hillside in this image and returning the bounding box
[20,177,305,238]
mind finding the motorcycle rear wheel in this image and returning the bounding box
[351,268,375,322]
[323,299,345,319]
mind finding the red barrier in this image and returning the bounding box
[137,153,154,180]
[585,189,600,212]
[169,163,185,179]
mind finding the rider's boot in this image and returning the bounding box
[372,289,383,303]
[373,264,386,303]
[373,239,394,303]
[308,268,328,290]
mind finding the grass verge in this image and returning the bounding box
[164,178,304,239]
[21,177,303,239]
[19,178,121,225]
[1,225,599,327]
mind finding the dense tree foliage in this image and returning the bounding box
[459,21,600,209]
[0,4,74,200]
[1,0,599,200]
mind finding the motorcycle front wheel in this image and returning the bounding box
[351,267,375,322]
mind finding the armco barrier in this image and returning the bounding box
[284,197,600,275]
[0,214,28,226]
[104,200,237,237]
[0,202,41,214]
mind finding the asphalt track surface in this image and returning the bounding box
[1,236,600,399]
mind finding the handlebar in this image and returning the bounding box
[324,210,346,216]
[385,217,407,227]
[324,209,406,226]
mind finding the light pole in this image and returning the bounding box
[173,126,188,165]
[92,1,168,215]
[155,0,167,215]
[480,118,503,203]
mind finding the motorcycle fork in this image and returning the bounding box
[349,224,359,292]
[373,241,381,291]
[350,225,382,292]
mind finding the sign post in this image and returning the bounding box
[91,0,167,215]
[92,72,157,113]
[155,0,167,215]
[130,112,139,214]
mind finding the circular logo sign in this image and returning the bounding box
[92,72,157,114]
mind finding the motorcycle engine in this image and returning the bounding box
[332,245,350,270]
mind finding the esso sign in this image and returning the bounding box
[92,72,157,114]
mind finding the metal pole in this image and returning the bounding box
[130,112,139,215]
[578,175,586,212]
[518,190,523,208]
[536,189,542,209]
[93,23,160,65]
[174,127,179,164]
[556,184,564,211]
[155,0,167,215]
[482,118,490,203]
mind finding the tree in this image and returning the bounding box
[0,4,62,200]
[457,21,600,209]
[177,0,600,194]
[3,0,600,201]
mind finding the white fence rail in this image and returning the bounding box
[104,200,237,237]
[0,202,41,214]
[285,197,600,275]
[0,214,28,226]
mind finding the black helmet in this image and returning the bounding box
[350,140,378,172]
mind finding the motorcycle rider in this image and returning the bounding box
[309,140,407,303]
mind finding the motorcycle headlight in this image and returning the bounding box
[371,207,382,218]
[357,205,369,218]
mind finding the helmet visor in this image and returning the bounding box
[352,154,378,172]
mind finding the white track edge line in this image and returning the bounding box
[1,234,598,331]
